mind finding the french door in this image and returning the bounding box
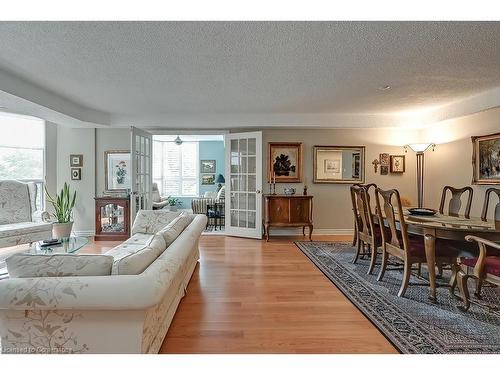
[130,126,153,220]
[224,131,263,239]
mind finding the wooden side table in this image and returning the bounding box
[263,195,313,241]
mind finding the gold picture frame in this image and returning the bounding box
[471,132,500,184]
[313,145,365,184]
[268,142,303,183]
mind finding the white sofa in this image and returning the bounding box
[0,210,207,354]
[0,180,52,249]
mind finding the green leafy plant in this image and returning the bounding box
[45,183,77,223]
[166,196,182,207]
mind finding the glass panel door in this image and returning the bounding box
[130,126,153,221]
[225,131,262,239]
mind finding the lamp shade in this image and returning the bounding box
[215,174,225,184]
[407,143,433,153]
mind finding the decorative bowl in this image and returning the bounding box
[283,187,296,195]
[408,208,437,216]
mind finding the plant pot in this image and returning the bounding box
[52,222,74,239]
[168,205,178,212]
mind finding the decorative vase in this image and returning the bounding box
[52,222,73,239]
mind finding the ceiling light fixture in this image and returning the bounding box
[174,135,183,145]
[378,85,391,91]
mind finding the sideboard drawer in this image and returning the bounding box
[290,198,310,223]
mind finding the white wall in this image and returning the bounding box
[55,125,96,234]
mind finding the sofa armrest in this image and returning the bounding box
[32,210,51,223]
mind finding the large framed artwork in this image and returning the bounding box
[105,150,131,191]
[313,145,365,184]
[472,132,500,184]
[268,142,303,182]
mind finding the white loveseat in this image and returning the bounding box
[0,210,207,354]
[0,180,52,248]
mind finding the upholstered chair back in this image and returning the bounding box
[0,180,35,225]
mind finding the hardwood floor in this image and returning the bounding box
[84,234,396,353]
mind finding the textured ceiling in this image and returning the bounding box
[0,21,500,127]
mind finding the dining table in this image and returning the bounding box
[378,210,500,302]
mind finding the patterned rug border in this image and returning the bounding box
[294,241,500,354]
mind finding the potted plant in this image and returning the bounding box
[45,183,77,239]
[166,196,181,212]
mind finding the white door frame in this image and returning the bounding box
[224,131,263,239]
[130,126,153,221]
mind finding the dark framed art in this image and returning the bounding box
[268,142,303,183]
[472,132,500,184]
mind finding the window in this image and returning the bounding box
[0,112,45,208]
[153,141,199,197]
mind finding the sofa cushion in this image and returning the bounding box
[131,210,182,235]
[0,180,32,225]
[106,234,167,275]
[158,213,193,247]
[6,253,113,278]
[0,221,53,239]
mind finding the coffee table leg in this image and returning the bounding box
[424,229,437,302]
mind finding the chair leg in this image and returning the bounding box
[416,263,422,277]
[457,270,471,311]
[474,278,484,299]
[352,239,362,264]
[398,260,412,298]
[377,249,388,281]
[367,242,378,275]
[352,220,358,247]
[436,262,443,279]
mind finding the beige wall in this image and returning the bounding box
[261,128,419,230]
[424,107,500,220]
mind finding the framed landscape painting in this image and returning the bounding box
[472,132,500,184]
[268,142,303,182]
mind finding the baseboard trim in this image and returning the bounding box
[73,230,95,237]
[267,228,353,236]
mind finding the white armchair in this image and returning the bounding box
[0,180,52,248]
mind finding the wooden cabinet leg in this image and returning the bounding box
[264,224,270,242]
[308,225,313,241]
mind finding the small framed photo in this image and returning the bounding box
[71,168,81,180]
[379,153,389,166]
[390,155,405,173]
[380,165,389,175]
[201,160,216,173]
[70,154,83,167]
[201,174,215,185]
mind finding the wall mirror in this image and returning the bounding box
[313,146,365,184]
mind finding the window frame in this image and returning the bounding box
[153,140,199,198]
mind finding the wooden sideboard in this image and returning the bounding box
[263,194,313,241]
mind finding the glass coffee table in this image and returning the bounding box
[0,237,90,278]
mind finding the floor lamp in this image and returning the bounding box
[405,143,435,208]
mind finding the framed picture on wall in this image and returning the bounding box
[70,154,83,167]
[201,160,216,173]
[71,168,81,180]
[268,142,303,182]
[472,132,500,184]
[390,155,405,173]
[105,150,131,191]
[201,174,215,185]
[313,145,365,184]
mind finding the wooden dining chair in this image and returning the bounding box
[439,186,473,218]
[457,235,500,311]
[375,188,460,297]
[481,187,500,229]
[351,185,382,274]
[351,183,377,248]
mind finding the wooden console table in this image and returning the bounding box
[263,195,313,241]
